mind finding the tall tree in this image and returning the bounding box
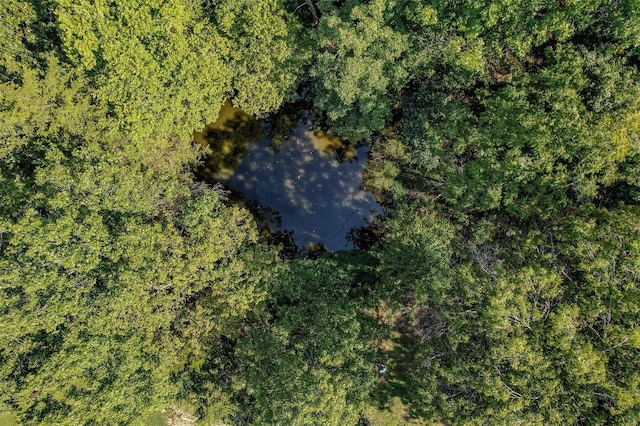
[53,0,233,172]
[374,203,640,424]
[311,0,410,141]
[214,0,310,115]
[0,6,279,421]
[233,255,379,425]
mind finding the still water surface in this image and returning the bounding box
[195,102,383,251]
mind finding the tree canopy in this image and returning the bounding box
[1,0,640,424]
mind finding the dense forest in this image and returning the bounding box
[1,0,640,424]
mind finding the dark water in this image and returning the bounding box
[195,102,383,252]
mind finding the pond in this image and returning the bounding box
[195,101,384,252]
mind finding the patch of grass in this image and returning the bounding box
[364,397,428,425]
[366,302,442,425]
[0,412,19,426]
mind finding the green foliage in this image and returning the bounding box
[375,201,455,302]
[234,256,379,425]
[587,0,640,57]
[375,19,640,420]
[0,132,276,424]
[0,27,276,423]
[0,184,274,424]
[312,0,410,141]
[1,1,36,77]
[375,205,640,424]
[555,207,640,422]
[3,0,640,425]
[53,0,233,172]
[397,45,640,219]
[362,138,404,199]
[414,0,607,60]
[214,0,310,115]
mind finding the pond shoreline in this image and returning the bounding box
[194,100,388,256]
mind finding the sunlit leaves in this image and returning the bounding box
[312,0,409,141]
[55,0,231,171]
[215,0,309,115]
[431,45,640,218]
[0,22,274,422]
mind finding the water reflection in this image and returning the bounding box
[194,101,261,180]
[196,103,384,252]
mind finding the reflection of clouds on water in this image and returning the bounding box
[222,118,382,251]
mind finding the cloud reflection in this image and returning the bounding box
[197,106,383,251]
